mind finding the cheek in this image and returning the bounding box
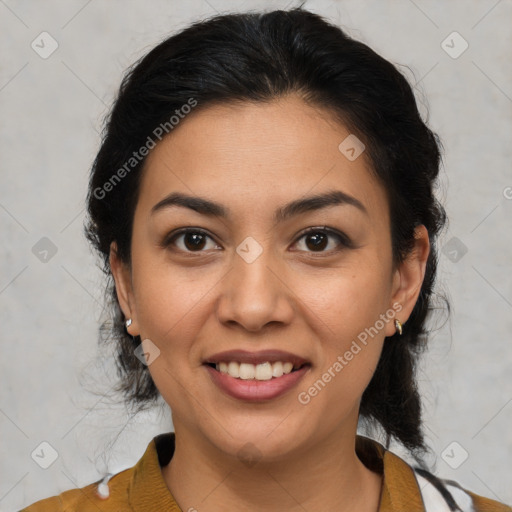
[135,280,209,348]
[302,260,392,337]
[298,259,391,395]
[299,289,387,418]
[129,257,213,409]
[129,247,212,349]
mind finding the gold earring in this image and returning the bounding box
[394,319,403,335]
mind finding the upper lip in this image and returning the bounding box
[203,349,310,367]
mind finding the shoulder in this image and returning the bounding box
[413,467,512,512]
[360,435,512,512]
[20,432,179,512]
[19,466,134,512]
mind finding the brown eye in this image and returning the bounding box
[164,229,220,253]
[294,227,352,253]
[304,232,329,251]
[182,232,207,251]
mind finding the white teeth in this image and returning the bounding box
[227,361,239,378]
[239,363,255,380]
[283,362,293,374]
[255,362,273,380]
[214,361,301,380]
[272,361,284,378]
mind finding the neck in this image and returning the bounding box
[162,426,383,512]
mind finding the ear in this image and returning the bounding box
[109,241,139,336]
[385,225,430,337]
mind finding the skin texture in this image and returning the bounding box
[110,94,430,512]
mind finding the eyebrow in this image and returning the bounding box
[150,190,368,222]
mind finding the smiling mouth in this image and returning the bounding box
[205,361,310,381]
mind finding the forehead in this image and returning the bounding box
[136,94,388,224]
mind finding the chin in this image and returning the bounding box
[203,415,311,464]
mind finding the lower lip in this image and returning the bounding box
[204,364,310,402]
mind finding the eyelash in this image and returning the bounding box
[162,226,353,255]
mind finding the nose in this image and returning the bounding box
[216,245,295,332]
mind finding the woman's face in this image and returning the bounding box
[111,94,428,461]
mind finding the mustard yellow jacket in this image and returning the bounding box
[20,433,511,511]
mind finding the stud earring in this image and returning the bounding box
[125,318,132,328]
[394,319,403,335]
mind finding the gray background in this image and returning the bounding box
[1,0,511,510]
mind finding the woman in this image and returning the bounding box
[21,7,511,512]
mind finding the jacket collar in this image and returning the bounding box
[128,432,180,511]
[355,435,426,510]
[128,432,426,511]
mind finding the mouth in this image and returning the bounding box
[202,349,311,402]
[204,361,310,380]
